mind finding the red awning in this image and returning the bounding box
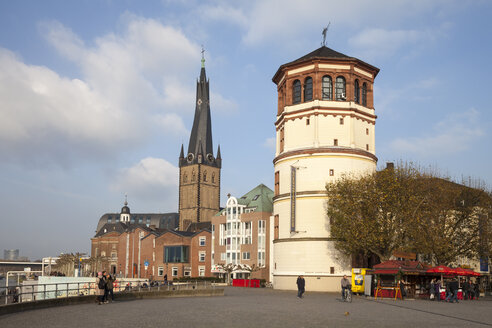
[427,265,456,275]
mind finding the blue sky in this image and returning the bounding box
[1,0,491,260]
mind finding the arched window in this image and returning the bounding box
[203,171,207,182]
[322,75,332,100]
[354,79,360,104]
[292,80,301,104]
[362,83,367,106]
[335,76,346,101]
[304,77,313,101]
[212,173,215,183]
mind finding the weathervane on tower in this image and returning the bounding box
[321,22,330,46]
[201,45,205,67]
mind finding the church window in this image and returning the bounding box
[335,76,346,101]
[212,173,215,183]
[354,79,360,104]
[192,170,196,182]
[322,75,332,100]
[183,173,188,183]
[203,171,207,182]
[304,77,313,101]
[362,83,367,106]
[293,80,301,104]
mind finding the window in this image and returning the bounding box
[304,77,313,101]
[329,169,334,176]
[366,144,369,151]
[322,75,332,100]
[362,83,367,106]
[258,220,266,234]
[158,267,164,276]
[199,266,205,277]
[203,171,207,182]
[164,246,190,263]
[340,117,344,125]
[252,194,260,201]
[111,252,117,259]
[366,128,369,135]
[292,80,301,104]
[184,269,191,277]
[212,173,215,183]
[258,251,266,267]
[199,236,206,246]
[242,252,250,260]
[107,216,112,223]
[275,171,280,196]
[334,139,338,146]
[354,79,360,104]
[101,251,106,257]
[221,253,226,261]
[330,267,335,274]
[279,127,284,153]
[335,76,346,100]
[172,267,178,277]
[183,173,188,183]
[274,215,279,240]
[306,118,310,125]
[199,251,206,262]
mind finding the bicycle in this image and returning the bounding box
[342,285,352,302]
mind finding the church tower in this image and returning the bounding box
[178,54,221,230]
[271,46,379,291]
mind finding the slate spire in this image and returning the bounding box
[181,53,218,167]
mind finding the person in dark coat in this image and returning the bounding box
[434,279,441,301]
[106,274,115,302]
[446,279,459,303]
[296,275,305,298]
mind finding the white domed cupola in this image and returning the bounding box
[120,195,131,223]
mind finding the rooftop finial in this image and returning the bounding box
[201,45,205,68]
[321,22,330,46]
[124,193,128,206]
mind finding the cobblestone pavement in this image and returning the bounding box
[1,287,492,328]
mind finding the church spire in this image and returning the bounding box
[182,51,217,167]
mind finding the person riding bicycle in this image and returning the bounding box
[341,275,351,300]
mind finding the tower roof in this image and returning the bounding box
[273,46,379,83]
[181,58,220,168]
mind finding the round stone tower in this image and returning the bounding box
[271,46,379,291]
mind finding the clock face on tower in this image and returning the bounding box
[197,99,202,106]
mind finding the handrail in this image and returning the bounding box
[1,279,212,306]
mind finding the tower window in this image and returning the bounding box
[366,144,369,151]
[335,76,346,101]
[354,79,360,104]
[293,80,301,104]
[212,173,215,183]
[362,83,367,106]
[340,117,344,125]
[366,128,369,135]
[334,139,338,146]
[274,171,280,196]
[183,173,188,183]
[304,77,313,102]
[322,75,332,100]
[329,169,334,176]
[306,118,310,125]
[203,171,207,182]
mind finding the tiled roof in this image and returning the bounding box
[237,183,274,213]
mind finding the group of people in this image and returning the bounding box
[96,271,115,305]
[429,277,480,302]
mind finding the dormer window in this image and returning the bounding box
[322,75,332,100]
[335,76,346,101]
[293,80,301,104]
[354,79,360,104]
[362,83,367,106]
[304,77,313,101]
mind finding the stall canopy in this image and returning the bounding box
[426,266,480,277]
[371,260,429,275]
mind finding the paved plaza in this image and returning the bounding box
[1,287,491,327]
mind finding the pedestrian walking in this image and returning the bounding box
[434,279,441,301]
[107,274,115,302]
[102,271,109,303]
[296,275,305,298]
[429,278,436,300]
[96,272,106,305]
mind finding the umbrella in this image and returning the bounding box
[454,267,469,276]
[427,265,456,275]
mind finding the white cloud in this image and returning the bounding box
[263,137,276,151]
[0,48,136,166]
[0,16,236,167]
[200,4,249,28]
[390,108,484,157]
[211,91,238,114]
[110,157,179,202]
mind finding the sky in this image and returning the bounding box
[1,0,491,260]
